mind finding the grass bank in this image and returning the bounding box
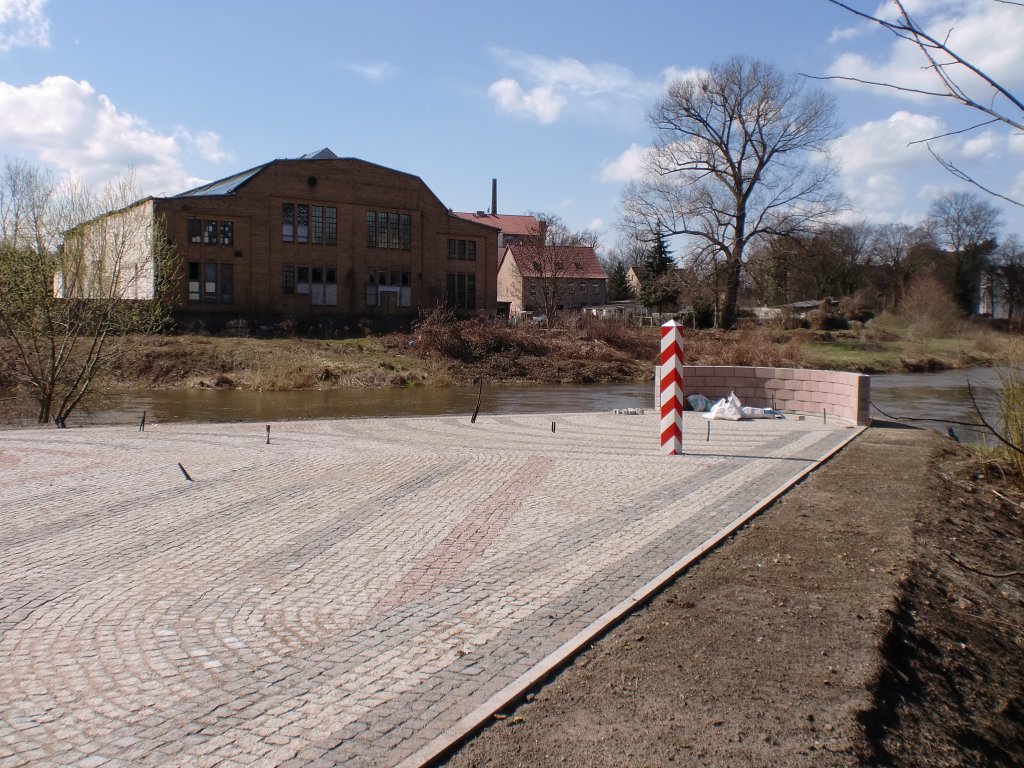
[1,314,1018,401]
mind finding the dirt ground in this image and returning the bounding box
[440,424,1024,767]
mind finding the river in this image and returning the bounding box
[4,368,1015,446]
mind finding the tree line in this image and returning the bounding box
[605,188,1022,328]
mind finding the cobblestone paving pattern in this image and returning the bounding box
[0,412,858,767]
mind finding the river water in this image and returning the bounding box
[6,368,1015,445]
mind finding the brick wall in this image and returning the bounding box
[155,158,498,328]
[675,365,871,425]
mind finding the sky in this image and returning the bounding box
[2,0,1023,253]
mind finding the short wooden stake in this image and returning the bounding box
[138,411,146,432]
[706,421,711,442]
[471,378,483,423]
[265,424,271,444]
[178,463,193,482]
[551,421,556,433]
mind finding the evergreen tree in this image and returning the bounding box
[605,260,631,301]
[641,232,674,281]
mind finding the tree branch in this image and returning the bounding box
[967,380,1024,456]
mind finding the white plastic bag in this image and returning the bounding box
[703,392,744,420]
[703,391,784,420]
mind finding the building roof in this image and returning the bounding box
[173,147,394,198]
[173,163,271,197]
[453,211,539,236]
[503,243,607,280]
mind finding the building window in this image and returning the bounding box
[187,262,232,304]
[297,266,309,295]
[188,262,200,301]
[448,239,476,260]
[203,262,218,302]
[366,211,377,247]
[188,218,201,244]
[367,210,412,249]
[220,264,234,304]
[326,207,337,245]
[282,265,295,294]
[311,206,323,244]
[325,268,337,306]
[296,204,309,243]
[400,214,411,249]
[446,272,476,310]
[203,220,218,245]
[387,213,398,249]
[282,203,294,242]
[592,282,599,294]
[365,273,378,306]
[219,221,233,245]
[579,282,586,292]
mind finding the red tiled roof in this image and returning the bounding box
[453,211,540,236]
[504,244,607,280]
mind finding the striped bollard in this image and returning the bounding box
[660,319,684,455]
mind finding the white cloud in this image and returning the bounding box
[831,111,947,222]
[831,110,944,174]
[0,76,225,195]
[827,1,1024,101]
[1008,128,1024,155]
[487,50,690,125]
[599,143,647,183]
[488,78,566,124]
[0,0,48,51]
[960,130,999,159]
[827,23,871,44]
[348,62,395,81]
[183,129,233,164]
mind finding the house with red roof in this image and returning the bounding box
[498,242,607,318]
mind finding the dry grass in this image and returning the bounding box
[683,327,805,367]
[996,341,1024,483]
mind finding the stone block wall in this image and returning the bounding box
[678,366,871,426]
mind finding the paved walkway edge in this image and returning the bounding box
[399,425,867,768]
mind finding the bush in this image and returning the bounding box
[898,275,962,337]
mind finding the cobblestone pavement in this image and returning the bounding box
[0,412,860,767]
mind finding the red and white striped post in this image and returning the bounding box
[660,319,685,455]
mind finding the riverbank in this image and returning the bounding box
[0,318,1017,427]
[441,425,1024,768]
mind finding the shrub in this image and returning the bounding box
[898,275,962,337]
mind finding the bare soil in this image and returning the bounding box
[440,424,1024,767]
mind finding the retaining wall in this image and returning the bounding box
[675,366,871,426]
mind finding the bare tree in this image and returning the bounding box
[513,212,599,324]
[993,234,1024,323]
[927,190,1002,314]
[0,158,176,425]
[822,0,1024,205]
[622,57,843,329]
[927,190,1003,254]
[868,222,922,311]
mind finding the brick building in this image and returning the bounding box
[142,149,499,331]
[498,243,607,318]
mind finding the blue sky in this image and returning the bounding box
[2,0,1023,251]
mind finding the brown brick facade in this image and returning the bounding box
[154,156,498,331]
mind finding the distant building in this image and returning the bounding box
[76,149,500,332]
[498,242,607,317]
[452,179,541,253]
